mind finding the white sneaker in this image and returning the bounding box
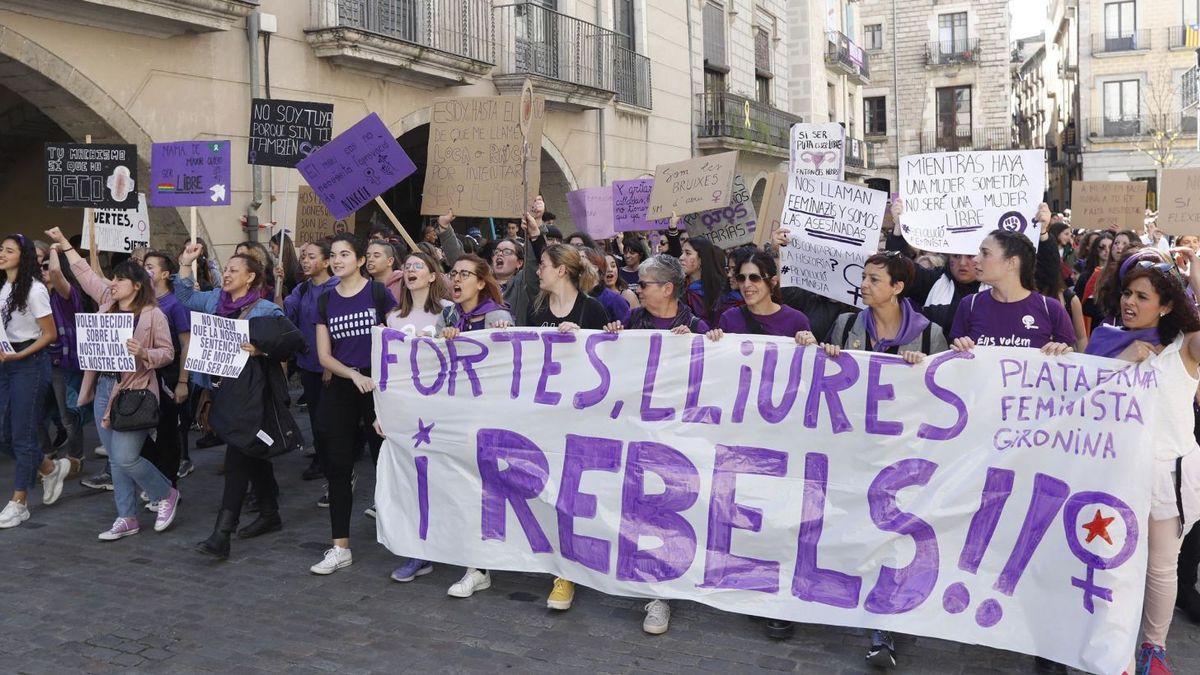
[93,445,108,458]
[447,568,491,598]
[0,501,30,529]
[40,458,70,505]
[643,600,670,635]
[309,546,352,575]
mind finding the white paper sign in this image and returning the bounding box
[682,174,758,247]
[779,175,888,308]
[789,122,845,180]
[0,321,15,354]
[82,192,150,253]
[183,311,250,378]
[899,150,1045,255]
[372,328,1155,675]
[75,312,135,372]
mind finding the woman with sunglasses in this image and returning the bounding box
[435,255,511,598]
[704,248,811,343]
[949,229,1075,356]
[310,233,397,575]
[1082,255,1200,674]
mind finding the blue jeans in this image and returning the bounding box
[0,351,49,492]
[94,375,170,518]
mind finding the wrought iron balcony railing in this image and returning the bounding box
[1091,29,1151,55]
[696,91,802,151]
[925,39,981,66]
[825,30,869,81]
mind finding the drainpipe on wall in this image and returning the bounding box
[890,0,899,178]
[246,10,263,242]
[686,0,697,158]
[597,0,607,185]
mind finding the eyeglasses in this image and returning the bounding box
[879,250,902,258]
[639,280,669,287]
[494,249,518,258]
[735,273,766,284]
[40,263,49,271]
[448,269,478,280]
[403,262,427,271]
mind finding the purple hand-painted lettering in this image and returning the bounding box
[803,350,859,433]
[683,335,721,424]
[865,355,907,436]
[959,468,1015,574]
[534,332,575,406]
[917,351,972,440]
[617,441,700,582]
[756,343,806,423]
[792,452,862,608]
[476,428,552,553]
[639,334,675,422]
[415,455,429,540]
[490,331,538,399]
[410,337,447,396]
[701,444,788,592]
[994,473,1069,595]
[446,335,488,397]
[573,332,617,409]
[556,435,622,573]
[378,327,406,392]
[864,458,940,614]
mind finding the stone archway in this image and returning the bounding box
[0,25,203,253]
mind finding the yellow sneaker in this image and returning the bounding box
[547,577,575,610]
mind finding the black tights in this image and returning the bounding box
[221,445,277,517]
[316,375,381,540]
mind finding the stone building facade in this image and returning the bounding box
[856,0,1013,193]
[1077,0,1200,208]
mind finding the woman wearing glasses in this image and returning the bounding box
[704,248,811,343]
[1082,252,1200,674]
[435,254,511,598]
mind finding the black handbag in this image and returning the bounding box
[110,388,160,431]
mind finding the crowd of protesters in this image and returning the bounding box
[1,194,1198,675]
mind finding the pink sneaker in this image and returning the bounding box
[98,517,139,541]
[154,488,180,532]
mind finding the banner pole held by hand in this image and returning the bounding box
[190,206,197,278]
[373,195,419,252]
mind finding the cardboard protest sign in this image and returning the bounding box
[646,151,738,219]
[753,171,789,246]
[374,328,1156,675]
[45,143,138,209]
[1154,169,1200,236]
[183,311,251,378]
[294,186,354,244]
[248,98,334,167]
[297,113,418,221]
[779,175,888,308]
[1070,181,1147,232]
[565,186,615,240]
[150,141,232,207]
[613,179,669,232]
[74,313,135,372]
[789,122,845,180]
[682,174,757,247]
[899,150,1045,254]
[82,193,150,253]
[421,95,546,219]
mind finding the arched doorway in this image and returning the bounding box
[0,28,198,253]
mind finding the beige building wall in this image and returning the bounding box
[1077,0,1200,204]
[0,0,693,261]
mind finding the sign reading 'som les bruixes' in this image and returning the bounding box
[372,328,1156,675]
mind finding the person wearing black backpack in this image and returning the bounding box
[310,233,397,576]
[703,248,812,344]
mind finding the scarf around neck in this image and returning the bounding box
[1085,325,1160,358]
[215,287,264,318]
[864,299,930,353]
[455,298,504,331]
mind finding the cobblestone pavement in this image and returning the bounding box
[2,399,1199,675]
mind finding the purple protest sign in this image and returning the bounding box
[566,187,615,239]
[150,141,231,207]
[296,113,417,221]
[613,179,670,232]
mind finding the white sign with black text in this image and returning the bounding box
[183,311,250,378]
[75,313,136,372]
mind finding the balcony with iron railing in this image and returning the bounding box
[695,91,802,158]
[1086,114,1197,141]
[494,2,649,110]
[918,127,1013,153]
[1185,66,1199,111]
[307,0,495,86]
[1091,29,1151,55]
[1169,25,1200,50]
[845,137,870,171]
[925,39,981,67]
[824,31,869,83]
[20,0,257,36]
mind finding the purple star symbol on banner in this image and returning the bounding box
[412,419,434,448]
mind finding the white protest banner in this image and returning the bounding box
[682,174,758,247]
[81,193,150,253]
[373,328,1154,675]
[0,321,15,354]
[183,311,250,378]
[779,175,887,308]
[789,122,845,180]
[899,150,1045,255]
[75,313,135,372]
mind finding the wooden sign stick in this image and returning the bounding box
[373,196,419,252]
[190,206,197,278]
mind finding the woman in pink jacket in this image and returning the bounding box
[45,228,179,541]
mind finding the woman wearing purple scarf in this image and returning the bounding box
[436,255,513,338]
[1083,261,1200,674]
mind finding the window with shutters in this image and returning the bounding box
[703,1,727,70]
[754,26,771,74]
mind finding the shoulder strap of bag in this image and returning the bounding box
[921,324,932,354]
[370,280,390,323]
[238,299,262,320]
[739,305,766,335]
[840,313,854,347]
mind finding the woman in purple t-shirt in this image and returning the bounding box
[705,249,812,342]
[311,234,397,577]
[949,229,1075,356]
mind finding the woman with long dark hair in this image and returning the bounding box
[1083,255,1200,674]
[45,228,179,540]
[679,236,739,327]
[0,233,69,529]
[42,242,87,468]
[706,249,810,342]
[311,233,397,575]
